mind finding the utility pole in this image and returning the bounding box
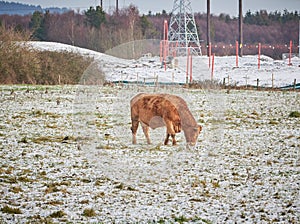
[116,0,119,15]
[239,0,243,57]
[207,0,211,57]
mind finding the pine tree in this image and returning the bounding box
[85,6,106,29]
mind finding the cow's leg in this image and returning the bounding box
[164,120,177,145]
[164,133,170,145]
[141,123,151,144]
[131,119,139,144]
[171,134,177,145]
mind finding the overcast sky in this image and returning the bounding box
[11,0,300,16]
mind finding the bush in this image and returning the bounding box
[0,27,94,85]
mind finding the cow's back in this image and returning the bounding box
[130,93,181,129]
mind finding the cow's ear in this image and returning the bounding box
[198,125,202,133]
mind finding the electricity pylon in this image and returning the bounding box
[168,0,202,56]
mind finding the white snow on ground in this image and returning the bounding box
[27,41,300,87]
[0,85,299,223]
[0,42,299,223]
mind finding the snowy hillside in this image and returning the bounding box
[28,41,300,87]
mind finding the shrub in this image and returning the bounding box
[0,27,94,85]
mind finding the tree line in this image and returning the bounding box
[0,5,299,59]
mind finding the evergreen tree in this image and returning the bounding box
[85,6,106,29]
[29,11,47,40]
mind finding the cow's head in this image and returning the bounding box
[184,125,202,146]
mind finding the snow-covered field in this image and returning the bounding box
[0,84,299,223]
[28,41,300,88]
[0,42,299,222]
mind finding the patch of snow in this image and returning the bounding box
[27,41,300,87]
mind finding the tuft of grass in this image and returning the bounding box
[10,186,23,193]
[82,208,96,217]
[211,180,220,188]
[173,215,189,223]
[18,137,28,144]
[18,176,33,183]
[46,200,64,206]
[49,210,66,218]
[269,119,279,125]
[1,205,22,214]
[44,181,71,194]
[289,111,300,118]
[79,199,89,204]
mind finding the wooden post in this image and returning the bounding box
[257,78,260,89]
[294,79,297,90]
[245,74,248,88]
[289,40,292,66]
[228,74,230,86]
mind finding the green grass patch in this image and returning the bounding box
[82,208,96,217]
[48,210,66,218]
[1,205,22,214]
[289,111,300,118]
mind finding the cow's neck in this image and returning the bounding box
[179,109,197,129]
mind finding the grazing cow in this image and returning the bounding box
[130,93,202,146]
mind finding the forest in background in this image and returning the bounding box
[0,3,299,59]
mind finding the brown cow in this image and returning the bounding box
[130,93,202,146]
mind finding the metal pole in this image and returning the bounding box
[207,0,211,56]
[239,0,243,57]
[236,40,239,67]
[116,0,119,15]
[258,43,261,69]
[289,40,292,66]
